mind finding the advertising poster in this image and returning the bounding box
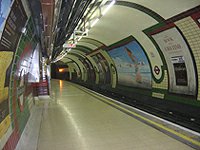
[85,59,95,82]
[0,51,12,138]
[82,58,95,82]
[0,0,12,33]
[78,57,89,81]
[96,53,110,84]
[92,55,105,84]
[108,40,152,89]
[152,27,196,95]
[92,53,110,84]
[70,62,81,79]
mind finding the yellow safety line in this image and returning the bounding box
[76,85,200,147]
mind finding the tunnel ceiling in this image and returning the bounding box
[84,0,200,45]
[63,0,200,63]
[28,0,94,60]
[28,0,200,63]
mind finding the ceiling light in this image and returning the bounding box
[102,0,116,15]
[91,18,99,27]
[21,27,27,34]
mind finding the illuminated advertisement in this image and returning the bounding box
[108,40,152,89]
[152,27,196,95]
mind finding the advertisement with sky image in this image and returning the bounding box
[108,40,152,89]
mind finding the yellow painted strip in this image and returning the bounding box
[77,86,200,147]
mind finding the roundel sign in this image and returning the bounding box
[154,65,160,75]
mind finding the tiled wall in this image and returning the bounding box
[2,18,37,150]
[152,70,168,90]
[0,0,29,149]
[0,0,38,146]
[152,70,168,99]
[175,16,200,100]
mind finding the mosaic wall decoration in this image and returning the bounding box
[0,0,27,141]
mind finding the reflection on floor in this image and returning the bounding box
[34,80,194,150]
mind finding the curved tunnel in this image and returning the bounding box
[0,0,200,149]
[54,0,200,131]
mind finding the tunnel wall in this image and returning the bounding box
[0,0,38,149]
[64,6,200,132]
[67,38,200,131]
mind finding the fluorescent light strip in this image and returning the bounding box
[75,0,116,44]
[91,18,99,27]
[90,0,115,28]
[102,0,116,15]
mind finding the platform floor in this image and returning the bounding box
[36,80,194,150]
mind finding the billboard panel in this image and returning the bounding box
[108,40,152,89]
[152,27,196,95]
